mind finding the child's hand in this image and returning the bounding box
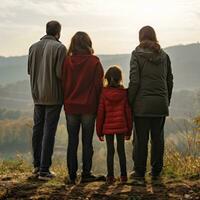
[99,136,104,142]
[125,136,131,140]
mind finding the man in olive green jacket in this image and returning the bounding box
[128,46,173,179]
[28,21,67,180]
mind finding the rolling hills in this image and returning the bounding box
[1,43,200,90]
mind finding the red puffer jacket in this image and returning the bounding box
[96,87,133,136]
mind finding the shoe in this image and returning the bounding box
[81,173,97,183]
[65,176,76,185]
[106,176,116,184]
[38,171,56,181]
[129,171,145,180]
[120,176,128,183]
[149,172,161,180]
[32,167,40,176]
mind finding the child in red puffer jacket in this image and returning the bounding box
[96,65,133,184]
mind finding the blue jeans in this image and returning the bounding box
[66,114,95,180]
[32,104,62,172]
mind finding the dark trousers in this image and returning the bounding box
[105,134,127,177]
[32,104,62,172]
[133,117,166,176]
[66,114,95,180]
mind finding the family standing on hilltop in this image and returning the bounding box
[28,20,173,184]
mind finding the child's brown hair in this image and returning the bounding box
[104,65,123,88]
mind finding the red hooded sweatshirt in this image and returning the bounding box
[96,87,133,136]
[62,55,104,114]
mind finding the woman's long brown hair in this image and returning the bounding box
[67,31,94,56]
[138,26,161,53]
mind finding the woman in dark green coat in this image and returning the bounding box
[128,26,173,180]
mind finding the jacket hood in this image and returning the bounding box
[66,55,99,70]
[135,46,165,64]
[103,87,127,102]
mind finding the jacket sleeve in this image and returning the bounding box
[95,61,104,101]
[61,57,67,90]
[166,54,173,105]
[27,47,32,75]
[96,94,105,137]
[128,51,140,106]
[56,45,67,80]
[125,98,133,136]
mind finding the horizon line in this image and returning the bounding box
[0,42,199,58]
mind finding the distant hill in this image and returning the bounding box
[1,43,200,90]
[0,56,28,85]
[0,79,199,118]
[0,43,200,118]
[165,43,200,90]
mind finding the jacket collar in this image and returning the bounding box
[40,35,60,43]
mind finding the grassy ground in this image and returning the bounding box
[0,159,199,200]
[1,117,200,199]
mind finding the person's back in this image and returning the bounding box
[62,31,104,184]
[28,21,67,181]
[97,87,132,135]
[128,26,173,180]
[63,54,103,114]
[96,66,132,184]
[130,47,172,116]
[28,35,66,104]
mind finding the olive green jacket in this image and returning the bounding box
[128,47,173,117]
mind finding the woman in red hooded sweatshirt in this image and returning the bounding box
[62,32,104,184]
[96,66,133,184]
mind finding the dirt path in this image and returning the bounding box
[0,173,199,200]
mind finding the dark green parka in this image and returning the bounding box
[128,47,173,117]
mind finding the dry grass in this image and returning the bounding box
[164,116,200,178]
[1,117,200,180]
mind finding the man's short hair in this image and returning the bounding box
[46,20,61,36]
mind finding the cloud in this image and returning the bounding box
[0,0,200,56]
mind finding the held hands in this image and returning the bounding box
[98,136,104,142]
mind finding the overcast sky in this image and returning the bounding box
[0,0,200,56]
